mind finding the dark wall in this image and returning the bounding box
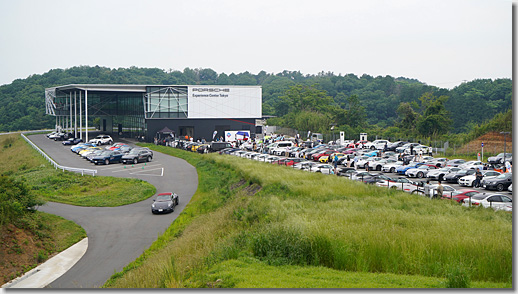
[146,118,257,142]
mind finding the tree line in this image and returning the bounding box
[0,66,511,137]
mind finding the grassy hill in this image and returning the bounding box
[104,146,512,289]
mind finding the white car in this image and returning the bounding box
[458,170,501,187]
[264,156,280,163]
[462,193,512,211]
[370,158,398,171]
[309,163,334,174]
[429,184,456,198]
[268,141,294,155]
[382,161,404,173]
[294,161,318,170]
[376,176,419,193]
[254,154,269,161]
[459,160,484,170]
[364,139,391,150]
[357,156,383,169]
[89,134,113,145]
[405,165,438,178]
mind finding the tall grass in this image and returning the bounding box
[105,146,512,288]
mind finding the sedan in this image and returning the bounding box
[458,170,501,187]
[91,150,124,165]
[309,164,335,174]
[62,138,83,145]
[481,173,513,192]
[427,167,461,181]
[151,192,179,214]
[441,189,479,203]
[443,169,476,184]
[461,193,512,211]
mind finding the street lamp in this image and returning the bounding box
[500,131,510,172]
[330,123,336,143]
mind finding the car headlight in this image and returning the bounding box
[152,203,155,208]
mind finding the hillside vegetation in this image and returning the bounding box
[0,66,511,137]
[104,146,511,289]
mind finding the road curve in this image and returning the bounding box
[28,134,198,288]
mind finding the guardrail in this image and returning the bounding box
[21,132,97,176]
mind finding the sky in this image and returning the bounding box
[0,0,512,89]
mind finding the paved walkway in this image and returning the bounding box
[9,134,198,288]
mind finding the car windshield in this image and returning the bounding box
[156,195,171,201]
[472,194,491,200]
[495,173,511,179]
[100,151,112,155]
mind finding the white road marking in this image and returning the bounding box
[128,167,164,177]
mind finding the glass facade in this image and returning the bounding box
[144,86,188,119]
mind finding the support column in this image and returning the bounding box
[85,90,88,143]
[79,91,82,140]
[74,91,78,138]
[69,93,72,134]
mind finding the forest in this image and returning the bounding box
[0,66,512,139]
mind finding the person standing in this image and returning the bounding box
[436,181,444,199]
[428,146,433,156]
[474,168,483,188]
[365,161,370,172]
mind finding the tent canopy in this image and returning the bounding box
[158,126,173,134]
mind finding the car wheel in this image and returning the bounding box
[370,146,375,150]
[390,167,395,173]
[105,159,109,165]
[376,165,381,171]
[496,183,504,191]
[133,158,138,164]
[438,175,444,181]
[418,172,423,178]
[147,156,152,162]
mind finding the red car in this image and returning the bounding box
[312,150,335,161]
[441,189,479,203]
[343,148,361,155]
[108,143,128,150]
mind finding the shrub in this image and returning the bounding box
[444,264,471,288]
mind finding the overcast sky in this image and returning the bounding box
[0,0,512,88]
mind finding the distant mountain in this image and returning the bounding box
[0,66,511,133]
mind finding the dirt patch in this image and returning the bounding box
[230,179,247,191]
[230,179,262,196]
[0,224,47,284]
[457,132,513,155]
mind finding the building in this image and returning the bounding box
[45,84,263,142]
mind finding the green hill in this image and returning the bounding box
[104,146,511,289]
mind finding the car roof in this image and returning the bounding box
[157,192,173,196]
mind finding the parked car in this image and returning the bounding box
[71,143,96,153]
[442,189,479,203]
[376,176,419,193]
[429,184,457,198]
[89,134,113,145]
[443,169,476,184]
[151,192,179,214]
[461,193,512,211]
[370,158,398,171]
[459,160,484,170]
[445,159,467,167]
[62,138,83,145]
[91,150,124,165]
[385,141,408,152]
[395,162,427,175]
[395,143,420,153]
[458,170,501,187]
[427,167,461,181]
[405,164,437,178]
[487,153,512,165]
[309,163,335,174]
[209,142,233,152]
[269,141,294,155]
[364,139,391,150]
[481,172,513,191]
[426,157,449,167]
[121,148,153,164]
[382,161,404,173]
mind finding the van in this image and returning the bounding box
[209,142,233,152]
[269,141,294,156]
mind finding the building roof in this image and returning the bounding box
[47,84,261,93]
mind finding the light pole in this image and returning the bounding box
[330,123,336,144]
[500,131,510,171]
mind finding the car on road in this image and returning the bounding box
[91,150,124,165]
[89,134,113,145]
[481,172,513,191]
[121,148,153,164]
[62,138,83,145]
[151,192,179,214]
[461,193,512,211]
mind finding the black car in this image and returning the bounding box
[54,132,74,141]
[385,141,408,152]
[443,169,476,184]
[209,142,233,152]
[62,138,83,145]
[151,192,179,214]
[91,150,123,165]
[121,148,153,164]
[482,172,513,191]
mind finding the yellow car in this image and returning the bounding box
[319,156,330,163]
[78,146,102,156]
[326,153,345,163]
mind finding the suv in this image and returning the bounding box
[209,142,233,152]
[364,139,391,150]
[121,148,153,164]
[89,134,113,145]
[269,141,294,156]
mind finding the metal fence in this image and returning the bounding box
[21,132,97,176]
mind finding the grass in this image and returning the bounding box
[0,134,155,207]
[104,146,512,289]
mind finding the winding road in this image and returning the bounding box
[28,134,198,288]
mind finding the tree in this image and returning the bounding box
[416,93,452,137]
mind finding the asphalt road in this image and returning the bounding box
[29,134,198,288]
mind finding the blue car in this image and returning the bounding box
[364,150,379,157]
[91,150,124,165]
[71,143,96,153]
[396,162,425,175]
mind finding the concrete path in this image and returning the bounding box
[17,134,198,288]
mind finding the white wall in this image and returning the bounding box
[187,86,261,118]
